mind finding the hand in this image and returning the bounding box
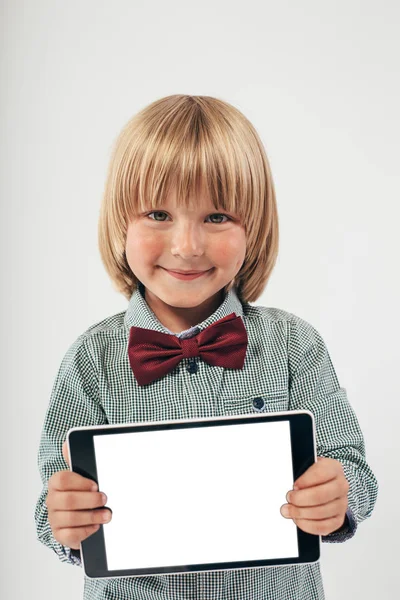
[280,457,349,536]
[46,441,112,550]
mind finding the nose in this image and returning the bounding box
[170,222,205,259]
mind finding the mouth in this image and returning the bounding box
[161,267,213,280]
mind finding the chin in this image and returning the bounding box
[161,293,209,308]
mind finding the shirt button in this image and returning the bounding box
[253,397,265,411]
[186,360,198,374]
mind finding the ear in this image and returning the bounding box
[62,440,70,468]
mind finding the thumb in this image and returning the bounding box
[62,440,70,468]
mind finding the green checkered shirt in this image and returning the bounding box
[35,284,378,599]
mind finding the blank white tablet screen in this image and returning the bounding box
[93,420,298,571]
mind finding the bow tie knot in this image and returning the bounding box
[180,337,200,359]
[128,312,248,386]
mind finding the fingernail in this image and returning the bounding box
[281,505,290,517]
[102,510,111,522]
[101,493,107,504]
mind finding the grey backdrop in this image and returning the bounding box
[1,0,398,598]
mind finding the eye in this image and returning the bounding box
[207,213,230,224]
[146,211,169,222]
[146,210,230,225]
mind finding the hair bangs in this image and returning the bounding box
[122,99,255,227]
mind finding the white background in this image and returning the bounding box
[1,0,398,598]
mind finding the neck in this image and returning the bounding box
[143,288,226,333]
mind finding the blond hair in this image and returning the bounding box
[98,94,279,303]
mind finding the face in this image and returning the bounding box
[125,185,247,332]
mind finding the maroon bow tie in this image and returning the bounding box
[128,312,248,386]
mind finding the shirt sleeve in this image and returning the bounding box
[287,316,378,543]
[34,334,108,566]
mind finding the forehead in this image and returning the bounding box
[161,184,217,211]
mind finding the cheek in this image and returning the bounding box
[126,228,163,258]
[213,232,246,267]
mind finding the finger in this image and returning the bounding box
[292,514,346,537]
[286,477,349,507]
[48,470,98,493]
[54,524,101,550]
[62,441,70,467]
[48,490,107,512]
[293,457,343,490]
[281,497,347,521]
[50,507,112,529]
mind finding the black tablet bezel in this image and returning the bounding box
[67,410,319,579]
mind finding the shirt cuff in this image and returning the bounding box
[64,546,82,566]
[321,507,357,543]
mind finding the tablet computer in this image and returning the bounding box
[66,410,319,579]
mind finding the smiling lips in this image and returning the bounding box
[162,268,212,280]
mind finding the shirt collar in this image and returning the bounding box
[124,283,244,335]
